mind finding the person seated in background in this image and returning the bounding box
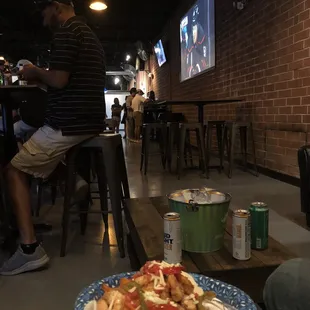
[0,0,106,276]
[132,89,146,141]
[111,98,122,133]
[264,258,310,310]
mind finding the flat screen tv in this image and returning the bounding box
[180,0,215,82]
[154,39,167,67]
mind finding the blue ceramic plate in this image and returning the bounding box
[75,272,257,310]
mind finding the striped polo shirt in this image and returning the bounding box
[46,16,106,135]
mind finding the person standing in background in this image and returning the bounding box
[126,88,137,139]
[111,98,122,133]
[132,89,146,141]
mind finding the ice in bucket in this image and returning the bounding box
[168,188,231,253]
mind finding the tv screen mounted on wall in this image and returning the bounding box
[180,0,215,82]
[154,39,167,67]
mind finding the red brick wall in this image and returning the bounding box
[150,0,310,177]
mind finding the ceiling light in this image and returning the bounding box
[89,1,107,11]
[114,77,120,85]
[0,56,4,61]
[126,54,131,62]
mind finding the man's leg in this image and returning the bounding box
[6,164,36,245]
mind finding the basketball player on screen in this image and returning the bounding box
[187,4,208,78]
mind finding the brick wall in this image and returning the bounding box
[150,0,310,177]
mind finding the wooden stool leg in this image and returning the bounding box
[102,144,125,258]
[250,123,259,177]
[239,126,247,172]
[195,128,203,171]
[216,124,224,173]
[60,157,76,257]
[35,179,43,217]
[187,131,194,168]
[159,127,166,169]
[95,151,109,229]
[178,126,186,179]
[198,125,208,176]
[117,144,130,199]
[228,124,236,179]
[206,125,212,178]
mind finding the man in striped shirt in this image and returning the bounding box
[0,0,106,275]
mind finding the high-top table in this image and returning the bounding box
[0,85,47,164]
[0,85,48,252]
[124,196,296,304]
[157,99,244,124]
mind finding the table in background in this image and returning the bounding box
[0,85,47,164]
[0,85,48,249]
[156,99,244,124]
[124,196,296,303]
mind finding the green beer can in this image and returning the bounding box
[249,202,269,250]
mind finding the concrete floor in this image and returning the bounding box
[0,138,308,309]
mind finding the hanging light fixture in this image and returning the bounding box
[89,1,107,11]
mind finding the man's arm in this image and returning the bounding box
[35,68,70,89]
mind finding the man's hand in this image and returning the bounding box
[19,64,39,81]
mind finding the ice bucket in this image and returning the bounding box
[168,188,231,253]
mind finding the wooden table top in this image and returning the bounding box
[125,196,295,273]
[124,196,296,303]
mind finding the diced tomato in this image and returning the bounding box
[125,294,140,310]
[142,262,161,276]
[126,290,139,300]
[145,301,178,310]
[162,266,185,275]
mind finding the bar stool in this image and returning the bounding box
[205,121,225,178]
[166,122,180,173]
[140,123,167,175]
[60,133,129,258]
[177,123,207,179]
[223,121,258,178]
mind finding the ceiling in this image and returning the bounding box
[0,0,180,67]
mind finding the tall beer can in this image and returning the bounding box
[164,212,182,264]
[249,202,269,250]
[232,209,251,260]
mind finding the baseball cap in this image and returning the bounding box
[36,0,74,10]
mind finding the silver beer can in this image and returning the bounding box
[164,212,182,264]
[232,209,251,260]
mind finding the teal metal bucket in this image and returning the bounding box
[168,189,231,253]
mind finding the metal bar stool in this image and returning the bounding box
[140,123,167,175]
[205,121,226,178]
[60,133,129,258]
[177,123,207,179]
[223,121,258,178]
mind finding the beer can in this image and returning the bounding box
[249,202,269,250]
[232,209,251,260]
[164,212,182,264]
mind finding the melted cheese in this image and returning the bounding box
[143,291,168,305]
[84,300,97,310]
[128,287,137,293]
[159,270,166,286]
[107,294,116,310]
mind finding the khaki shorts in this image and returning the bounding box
[133,111,143,128]
[11,125,93,179]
